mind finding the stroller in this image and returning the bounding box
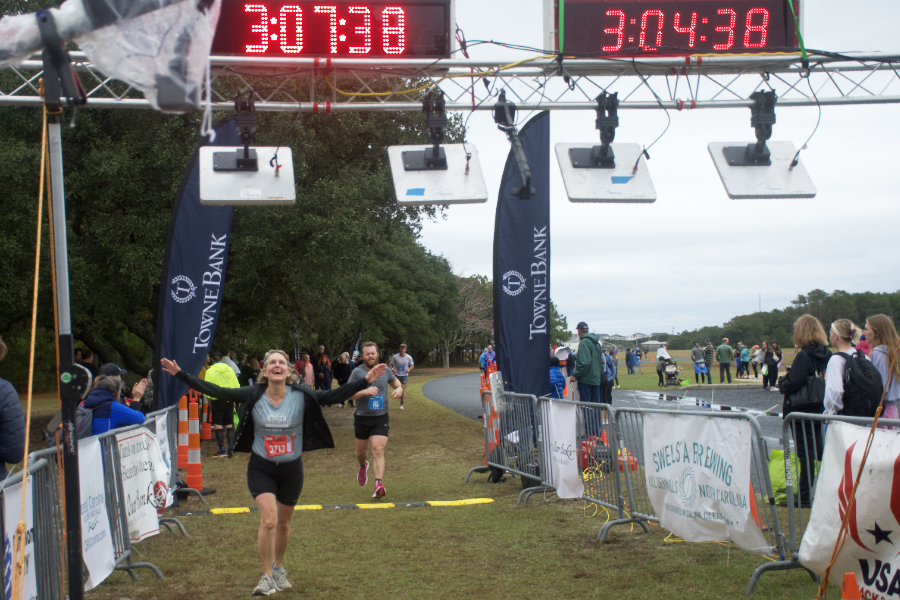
[663,359,680,386]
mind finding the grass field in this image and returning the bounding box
[28,369,834,600]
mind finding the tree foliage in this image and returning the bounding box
[665,289,900,350]
[0,64,466,385]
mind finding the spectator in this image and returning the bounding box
[625,347,636,375]
[204,354,241,457]
[778,314,831,507]
[549,356,566,399]
[716,338,734,384]
[316,355,333,391]
[569,322,603,403]
[857,334,872,358]
[823,320,862,415]
[249,357,261,381]
[294,353,315,386]
[220,350,241,377]
[603,349,616,402]
[611,348,620,389]
[750,345,762,379]
[764,340,782,391]
[864,314,900,423]
[79,348,99,382]
[479,348,488,373]
[703,339,716,383]
[635,347,643,374]
[656,350,666,386]
[333,352,354,408]
[739,345,751,379]
[691,341,709,384]
[0,336,26,483]
[238,353,255,387]
[310,345,326,373]
[83,375,145,435]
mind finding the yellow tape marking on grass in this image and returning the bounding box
[294,505,323,511]
[357,503,396,509]
[210,507,252,514]
[427,498,494,507]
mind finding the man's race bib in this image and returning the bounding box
[368,396,385,411]
[397,365,406,373]
[264,434,294,458]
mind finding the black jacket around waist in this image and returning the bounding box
[175,370,367,454]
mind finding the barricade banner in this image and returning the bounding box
[643,413,769,554]
[116,430,170,542]
[154,414,174,509]
[79,438,115,591]
[547,401,583,498]
[3,477,36,600]
[799,422,900,591]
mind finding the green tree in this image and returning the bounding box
[549,300,571,345]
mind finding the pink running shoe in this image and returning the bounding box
[357,461,369,486]
[373,481,386,498]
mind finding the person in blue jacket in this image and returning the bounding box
[549,356,566,399]
[83,375,146,435]
[0,336,26,482]
[478,349,488,373]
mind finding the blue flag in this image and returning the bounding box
[152,119,240,408]
[493,111,551,397]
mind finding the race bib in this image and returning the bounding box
[264,434,293,458]
[368,396,385,411]
[397,365,406,373]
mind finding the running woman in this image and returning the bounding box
[160,350,386,596]
[349,342,403,498]
[389,344,414,410]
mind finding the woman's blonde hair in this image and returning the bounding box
[256,350,300,385]
[249,357,260,370]
[831,319,862,345]
[339,352,349,363]
[793,314,828,347]
[867,314,900,381]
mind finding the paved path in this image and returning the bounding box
[422,372,787,447]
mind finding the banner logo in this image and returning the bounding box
[680,466,697,508]
[170,275,197,304]
[502,271,526,296]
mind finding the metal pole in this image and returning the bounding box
[43,49,90,600]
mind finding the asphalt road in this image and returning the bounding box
[422,372,788,448]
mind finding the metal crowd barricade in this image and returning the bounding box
[613,407,788,595]
[464,389,494,481]
[530,396,651,539]
[766,413,900,594]
[0,456,67,600]
[465,391,543,501]
[144,405,190,536]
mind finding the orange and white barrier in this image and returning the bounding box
[186,399,203,490]
[177,395,189,469]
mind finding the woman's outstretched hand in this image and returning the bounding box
[160,358,182,376]
[365,363,388,383]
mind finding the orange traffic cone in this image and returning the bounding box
[186,399,203,490]
[749,481,762,528]
[842,573,861,600]
[177,395,188,469]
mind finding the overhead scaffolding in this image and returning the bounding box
[2,51,900,111]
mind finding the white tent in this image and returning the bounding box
[641,340,667,351]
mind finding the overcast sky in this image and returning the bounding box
[417,0,900,336]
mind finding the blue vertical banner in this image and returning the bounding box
[152,119,240,409]
[493,111,551,397]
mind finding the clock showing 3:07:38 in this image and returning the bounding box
[560,0,799,56]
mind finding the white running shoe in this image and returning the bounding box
[272,567,292,591]
[252,574,277,596]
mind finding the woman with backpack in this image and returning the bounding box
[864,314,900,423]
[824,319,864,415]
[778,315,831,508]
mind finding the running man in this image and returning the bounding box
[349,342,403,498]
[389,344,414,410]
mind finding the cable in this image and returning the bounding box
[630,58,672,172]
[789,68,822,168]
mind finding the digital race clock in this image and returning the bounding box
[211,0,452,58]
[558,0,799,57]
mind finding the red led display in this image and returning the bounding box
[562,0,796,56]
[211,0,450,58]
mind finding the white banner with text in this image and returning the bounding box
[116,429,169,543]
[3,477,36,600]
[643,413,770,554]
[800,422,900,595]
[79,437,115,591]
[545,401,584,498]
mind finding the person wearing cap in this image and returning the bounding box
[703,339,716,384]
[100,363,148,408]
[83,375,146,435]
[715,338,734,384]
[570,322,604,403]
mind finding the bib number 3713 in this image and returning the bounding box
[264,434,293,458]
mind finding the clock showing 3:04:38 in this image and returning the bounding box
[560,0,798,56]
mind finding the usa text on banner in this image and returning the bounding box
[79,438,115,591]
[546,401,584,498]
[3,477,36,600]
[800,422,900,592]
[643,413,771,554]
[116,430,170,543]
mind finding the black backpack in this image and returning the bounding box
[44,401,111,446]
[836,352,883,418]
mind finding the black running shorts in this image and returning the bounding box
[354,414,390,440]
[209,399,235,426]
[246,452,305,506]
